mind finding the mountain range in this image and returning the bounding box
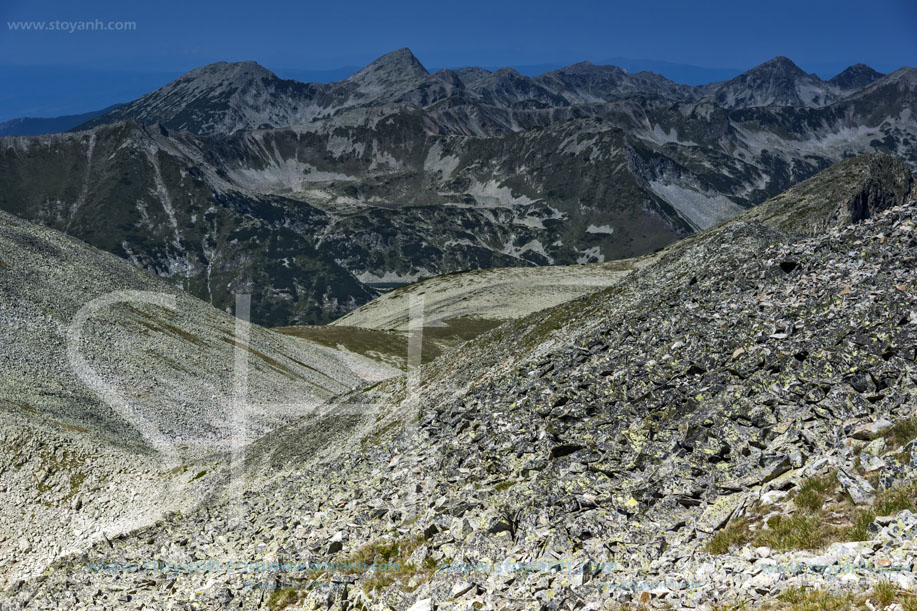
[74,52,886,134]
[0,49,914,325]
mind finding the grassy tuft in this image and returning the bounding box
[329,534,436,596]
[885,416,917,449]
[847,484,917,541]
[874,581,898,607]
[125,304,208,347]
[705,517,752,554]
[794,471,837,512]
[265,587,300,610]
[276,324,441,366]
[494,480,516,492]
[776,587,857,610]
[755,514,842,551]
[708,471,917,555]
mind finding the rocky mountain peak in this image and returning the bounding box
[178,60,279,87]
[828,63,884,90]
[347,47,429,91]
[439,66,491,86]
[743,153,914,232]
[708,55,838,107]
[749,55,809,78]
[489,66,524,80]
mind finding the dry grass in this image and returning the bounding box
[754,514,844,551]
[773,587,861,610]
[337,534,436,595]
[848,484,917,541]
[885,416,917,450]
[275,324,441,365]
[760,584,917,610]
[265,586,300,610]
[125,304,208,347]
[706,466,917,554]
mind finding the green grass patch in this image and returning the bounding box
[707,468,917,554]
[34,448,86,505]
[15,402,37,414]
[220,336,305,382]
[333,534,435,596]
[421,316,504,345]
[48,419,90,434]
[874,581,899,607]
[776,587,859,610]
[794,471,837,512]
[847,484,917,541]
[705,517,753,555]
[275,324,442,366]
[885,416,917,449]
[66,472,86,501]
[265,586,301,610]
[360,419,403,450]
[125,304,208,347]
[766,584,917,610]
[494,480,516,492]
[755,514,843,551]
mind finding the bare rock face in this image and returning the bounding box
[743,153,914,233]
[845,154,915,223]
[837,468,876,505]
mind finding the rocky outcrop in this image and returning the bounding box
[741,153,914,233]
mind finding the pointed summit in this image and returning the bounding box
[373,48,427,72]
[748,56,808,78]
[707,56,840,108]
[828,63,883,91]
[348,48,429,91]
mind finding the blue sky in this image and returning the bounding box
[1,0,916,119]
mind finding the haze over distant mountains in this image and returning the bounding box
[1,48,915,325]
